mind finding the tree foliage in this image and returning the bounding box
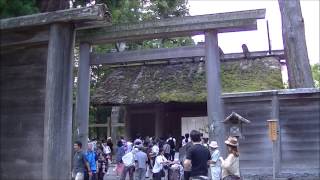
[311,63,320,88]
[147,0,189,19]
[0,0,38,18]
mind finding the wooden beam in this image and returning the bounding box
[90,45,205,65]
[89,123,125,128]
[0,4,110,30]
[78,9,266,44]
[222,49,285,61]
[1,28,49,49]
[90,45,284,65]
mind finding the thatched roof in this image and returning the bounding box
[92,56,283,105]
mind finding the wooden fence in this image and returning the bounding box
[223,88,319,178]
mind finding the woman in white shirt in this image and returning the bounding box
[219,136,240,180]
[152,148,169,180]
[209,141,221,180]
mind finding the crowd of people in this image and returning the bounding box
[72,137,114,180]
[72,131,241,180]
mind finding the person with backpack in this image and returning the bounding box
[167,135,176,161]
[120,147,137,180]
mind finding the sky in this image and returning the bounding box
[188,0,319,65]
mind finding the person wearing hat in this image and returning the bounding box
[208,141,221,180]
[219,136,240,180]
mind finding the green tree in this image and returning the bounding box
[311,63,320,88]
[0,0,38,18]
[147,0,189,19]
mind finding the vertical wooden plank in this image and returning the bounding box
[278,0,314,88]
[271,94,280,178]
[155,104,164,138]
[75,43,91,150]
[111,106,120,142]
[125,107,132,138]
[43,23,74,180]
[205,30,226,156]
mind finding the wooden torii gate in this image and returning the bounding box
[75,8,266,156]
[0,4,265,179]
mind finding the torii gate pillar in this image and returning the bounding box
[75,43,91,150]
[205,30,226,156]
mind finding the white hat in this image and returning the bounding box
[209,141,219,148]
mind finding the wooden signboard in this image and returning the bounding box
[267,119,278,141]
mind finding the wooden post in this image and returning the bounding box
[278,0,314,88]
[43,23,74,180]
[266,20,272,54]
[124,107,132,139]
[111,106,120,142]
[205,30,226,156]
[155,104,164,138]
[271,94,280,178]
[75,43,91,150]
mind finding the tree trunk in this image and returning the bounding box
[36,0,69,12]
[278,0,314,88]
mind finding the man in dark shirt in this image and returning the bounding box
[73,141,91,180]
[184,130,211,180]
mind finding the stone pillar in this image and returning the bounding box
[43,23,74,180]
[205,30,226,156]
